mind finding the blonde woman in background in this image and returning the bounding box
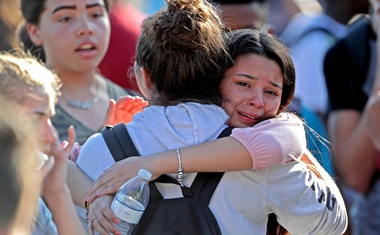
[0,51,85,234]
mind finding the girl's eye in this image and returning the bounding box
[28,114,43,125]
[266,90,279,96]
[59,16,71,22]
[92,12,103,18]
[237,82,249,87]
[90,8,105,18]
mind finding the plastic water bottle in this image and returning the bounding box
[110,169,152,234]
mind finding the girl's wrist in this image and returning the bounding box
[44,184,71,206]
[149,150,177,178]
[145,153,165,180]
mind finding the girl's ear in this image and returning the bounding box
[140,67,152,91]
[26,23,43,46]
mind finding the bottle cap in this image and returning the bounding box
[138,169,152,181]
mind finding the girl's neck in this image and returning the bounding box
[57,69,100,88]
[45,59,100,88]
[58,72,105,109]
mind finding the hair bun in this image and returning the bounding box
[154,0,223,55]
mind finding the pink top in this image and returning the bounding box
[231,112,306,170]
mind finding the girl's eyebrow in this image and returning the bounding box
[52,5,76,14]
[236,73,283,90]
[52,3,103,14]
[270,81,282,90]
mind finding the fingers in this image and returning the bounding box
[39,156,55,178]
[88,196,120,235]
[116,96,147,111]
[92,217,110,235]
[87,175,119,202]
[87,170,115,195]
[87,184,120,202]
[129,103,146,114]
[47,125,76,161]
[88,225,94,235]
[61,125,76,152]
[115,95,134,109]
[104,99,117,126]
[67,125,76,146]
[111,96,148,125]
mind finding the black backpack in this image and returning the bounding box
[101,123,231,235]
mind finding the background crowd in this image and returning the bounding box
[0,0,379,234]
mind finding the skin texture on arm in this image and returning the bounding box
[366,14,380,152]
[328,110,377,192]
[365,93,380,151]
[85,136,252,201]
[67,160,94,208]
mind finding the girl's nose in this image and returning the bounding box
[76,18,93,37]
[42,122,59,146]
[248,93,264,109]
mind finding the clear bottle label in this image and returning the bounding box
[111,197,145,224]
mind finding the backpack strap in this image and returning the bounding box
[101,125,232,205]
[101,123,139,162]
[191,127,231,205]
[151,127,232,203]
[101,125,191,199]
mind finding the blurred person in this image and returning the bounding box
[212,0,270,31]
[0,0,22,51]
[266,0,369,177]
[324,0,379,233]
[98,0,146,92]
[0,51,85,235]
[0,97,39,235]
[267,0,331,169]
[267,0,304,37]
[20,0,140,145]
[280,0,369,117]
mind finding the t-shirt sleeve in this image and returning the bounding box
[230,113,306,169]
[265,162,348,234]
[76,132,116,181]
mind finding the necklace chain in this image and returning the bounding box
[60,80,99,110]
